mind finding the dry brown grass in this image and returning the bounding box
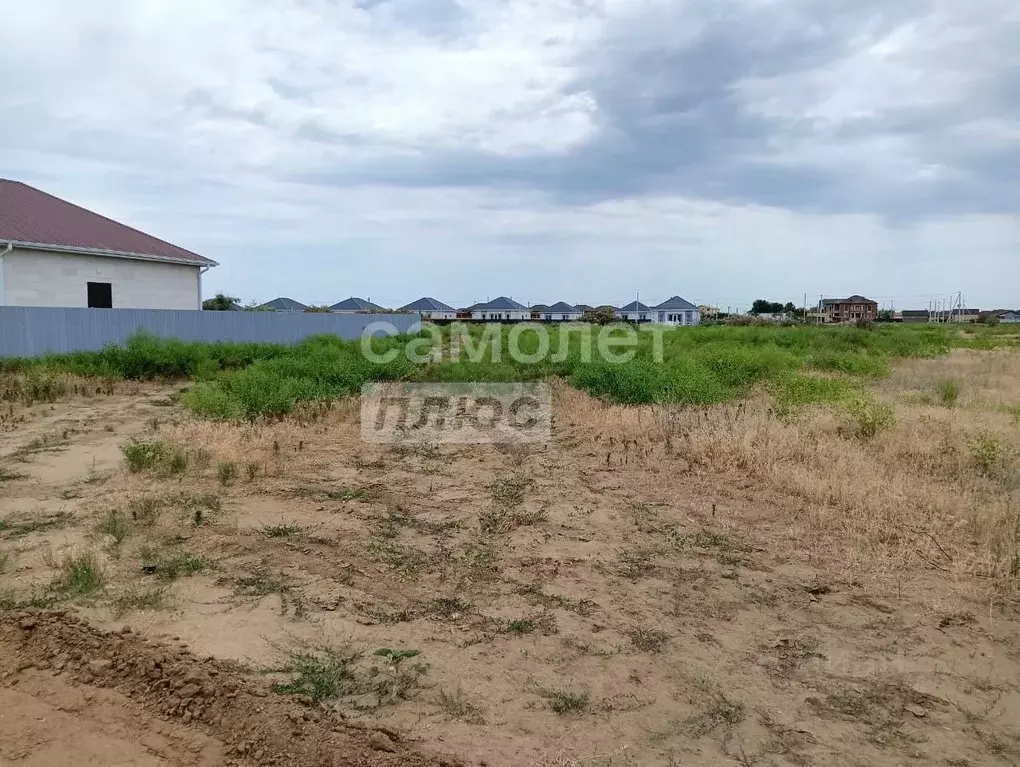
[557,350,1020,597]
[159,398,362,478]
[0,370,145,407]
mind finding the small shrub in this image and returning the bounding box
[540,688,590,715]
[505,619,536,635]
[127,495,163,525]
[245,462,260,481]
[488,472,530,507]
[628,628,671,653]
[164,447,189,476]
[1001,404,1020,425]
[270,644,361,702]
[479,507,511,535]
[262,523,302,538]
[324,487,366,502]
[371,648,427,704]
[19,369,67,406]
[234,568,290,597]
[608,548,658,579]
[95,511,130,547]
[438,687,485,723]
[150,552,209,581]
[683,691,747,737]
[844,398,895,439]
[937,378,961,407]
[217,461,238,486]
[0,467,26,483]
[972,433,1008,476]
[52,552,104,597]
[191,448,213,471]
[121,439,170,473]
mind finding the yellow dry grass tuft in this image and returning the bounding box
[556,350,1020,596]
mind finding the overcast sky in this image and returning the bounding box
[2,0,1018,310]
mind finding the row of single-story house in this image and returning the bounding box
[256,295,703,325]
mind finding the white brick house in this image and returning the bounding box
[0,179,216,310]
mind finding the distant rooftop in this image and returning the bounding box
[260,297,308,311]
[400,296,456,312]
[654,296,697,311]
[547,301,580,313]
[474,296,528,311]
[821,295,876,306]
[330,297,385,312]
[618,300,653,313]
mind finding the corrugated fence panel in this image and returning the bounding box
[0,308,418,357]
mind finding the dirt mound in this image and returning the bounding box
[0,609,457,767]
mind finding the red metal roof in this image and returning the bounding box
[0,179,215,266]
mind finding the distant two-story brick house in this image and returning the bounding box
[812,295,879,324]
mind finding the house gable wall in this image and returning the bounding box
[1,248,201,309]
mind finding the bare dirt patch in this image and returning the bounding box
[2,356,1020,766]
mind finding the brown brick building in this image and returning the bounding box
[811,295,879,324]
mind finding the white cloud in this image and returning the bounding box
[1,0,1017,308]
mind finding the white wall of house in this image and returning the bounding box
[654,310,701,326]
[414,310,457,320]
[471,310,530,321]
[1,248,202,309]
[618,311,652,322]
[539,312,582,321]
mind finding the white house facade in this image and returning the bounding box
[470,296,530,321]
[0,179,216,310]
[653,296,701,326]
[539,301,583,321]
[616,301,653,322]
[400,297,458,320]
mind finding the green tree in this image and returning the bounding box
[583,307,617,325]
[202,293,239,311]
[750,299,785,315]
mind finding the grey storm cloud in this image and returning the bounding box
[290,0,1020,217]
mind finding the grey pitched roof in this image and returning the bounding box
[477,296,528,311]
[529,304,550,312]
[654,295,697,311]
[400,296,456,312]
[547,301,581,313]
[330,297,385,312]
[260,297,308,311]
[618,300,653,313]
[574,304,593,312]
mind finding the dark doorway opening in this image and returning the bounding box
[87,282,113,308]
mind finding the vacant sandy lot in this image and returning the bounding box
[2,353,1020,766]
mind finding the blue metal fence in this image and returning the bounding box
[0,307,417,357]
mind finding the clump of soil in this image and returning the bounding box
[0,609,456,767]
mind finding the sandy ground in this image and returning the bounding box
[1,379,1019,766]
